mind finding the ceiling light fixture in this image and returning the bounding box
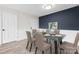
[42,4,54,10]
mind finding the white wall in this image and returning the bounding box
[17,12,39,40]
[0,6,39,42]
[60,30,79,43]
[0,8,1,44]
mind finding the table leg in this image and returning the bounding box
[59,38,62,44]
[54,40,63,54]
[54,40,58,54]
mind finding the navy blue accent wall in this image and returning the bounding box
[39,6,79,30]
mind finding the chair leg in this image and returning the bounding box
[50,47,52,54]
[75,50,78,54]
[46,39,48,43]
[60,48,64,54]
[42,51,44,54]
[35,47,38,54]
[29,43,32,52]
[26,41,29,49]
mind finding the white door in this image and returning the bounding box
[0,9,1,44]
[2,11,17,43]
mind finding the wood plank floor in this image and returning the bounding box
[0,39,34,54]
[0,39,77,54]
[0,39,51,54]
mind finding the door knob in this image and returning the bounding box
[2,29,5,31]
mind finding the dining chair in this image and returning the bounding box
[53,29,60,35]
[32,29,37,38]
[59,33,79,54]
[34,32,54,54]
[26,31,36,52]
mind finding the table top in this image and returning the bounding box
[44,34,65,38]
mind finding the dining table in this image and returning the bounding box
[44,33,65,54]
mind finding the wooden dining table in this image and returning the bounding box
[44,34,65,54]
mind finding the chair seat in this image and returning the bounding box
[60,41,77,50]
[62,41,74,45]
[32,37,36,42]
[43,42,50,49]
[37,42,50,51]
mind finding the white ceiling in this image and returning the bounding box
[0,4,78,17]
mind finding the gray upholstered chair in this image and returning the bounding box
[34,32,54,54]
[26,31,36,52]
[53,29,60,35]
[59,33,79,54]
[32,29,37,38]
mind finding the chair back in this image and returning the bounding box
[34,32,45,50]
[53,29,60,34]
[32,29,37,37]
[26,31,32,43]
[74,33,79,47]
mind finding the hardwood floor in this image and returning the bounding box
[0,39,76,54]
[0,39,34,54]
[0,39,52,54]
